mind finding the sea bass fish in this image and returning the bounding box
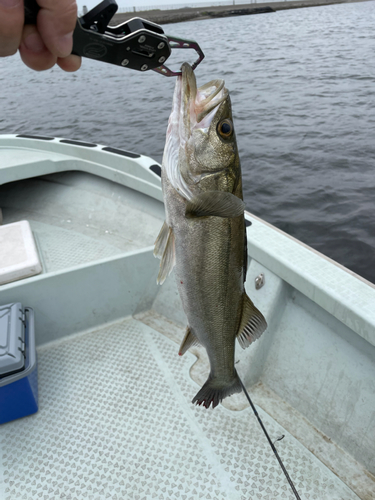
[154,63,267,409]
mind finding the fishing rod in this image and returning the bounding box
[238,378,302,500]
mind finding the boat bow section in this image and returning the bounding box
[0,134,374,499]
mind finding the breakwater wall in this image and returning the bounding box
[111,0,371,25]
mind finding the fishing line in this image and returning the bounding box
[238,378,302,500]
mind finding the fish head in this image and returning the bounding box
[163,62,241,200]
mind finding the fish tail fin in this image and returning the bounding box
[192,372,242,409]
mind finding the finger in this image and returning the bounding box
[36,0,77,58]
[57,54,81,72]
[0,0,24,57]
[19,24,57,71]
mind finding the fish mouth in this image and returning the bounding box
[163,63,228,200]
[180,62,228,141]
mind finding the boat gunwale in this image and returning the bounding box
[0,134,374,349]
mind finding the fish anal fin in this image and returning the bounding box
[154,220,169,259]
[178,326,200,356]
[185,191,245,219]
[237,293,267,349]
[156,227,176,285]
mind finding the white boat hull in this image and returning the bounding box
[0,135,374,499]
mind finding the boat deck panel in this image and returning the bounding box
[31,220,122,272]
[0,318,360,500]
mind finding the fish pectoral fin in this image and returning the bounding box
[185,191,245,219]
[237,293,267,349]
[154,220,169,259]
[178,326,200,356]
[156,226,176,285]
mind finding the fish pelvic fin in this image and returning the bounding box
[154,220,169,259]
[192,372,242,409]
[237,293,267,349]
[185,191,245,219]
[178,326,200,356]
[155,224,176,285]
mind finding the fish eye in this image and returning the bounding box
[217,119,233,138]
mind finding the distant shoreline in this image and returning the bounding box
[112,0,371,25]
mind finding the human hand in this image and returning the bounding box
[0,0,81,72]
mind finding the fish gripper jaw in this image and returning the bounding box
[152,36,205,77]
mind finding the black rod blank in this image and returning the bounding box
[238,378,302,500]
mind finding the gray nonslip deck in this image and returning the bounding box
[0,318,360,500]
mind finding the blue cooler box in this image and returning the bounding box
[0,303,38,424]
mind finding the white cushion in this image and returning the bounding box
[0,221,42,285]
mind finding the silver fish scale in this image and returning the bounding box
[0,318,359,500]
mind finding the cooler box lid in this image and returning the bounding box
[0,302,26,377]
[0,220,42,285]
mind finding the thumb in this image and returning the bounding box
[35,0,77,58]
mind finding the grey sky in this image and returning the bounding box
[77,0,186,12]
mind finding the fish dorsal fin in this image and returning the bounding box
[154,220,169,259]
[179,326,200,356]
[185,191,245,219]
[156,225,176,285]
[237,293,267,349]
